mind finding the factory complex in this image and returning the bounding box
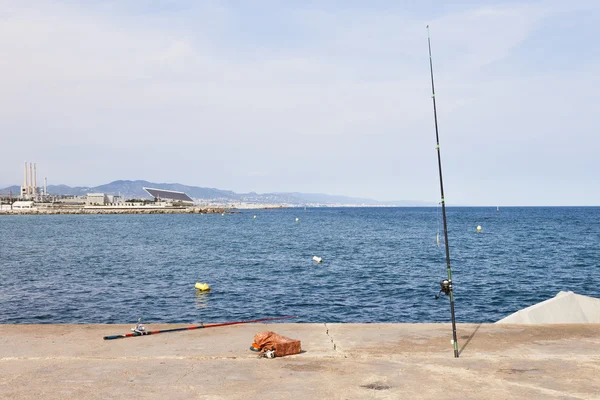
[84,188,193,208]
[0,163,198,214]
[1,162,289,213]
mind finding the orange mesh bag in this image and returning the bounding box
[251,331,301,357]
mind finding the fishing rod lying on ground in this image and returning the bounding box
[103,316,298,340]
[427,25,460,358]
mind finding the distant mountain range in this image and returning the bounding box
[0,180,433,206]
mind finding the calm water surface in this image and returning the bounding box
[1,207,599,324]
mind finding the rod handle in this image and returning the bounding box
[103,335,125,340]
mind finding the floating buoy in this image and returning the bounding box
[195,282,211,291]
[477,225,482,232]
[312,256,322,263]
[221,213,224,216]
[296,217,299,222]
[254,215,256,219]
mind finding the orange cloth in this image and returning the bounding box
[252,331,301,357]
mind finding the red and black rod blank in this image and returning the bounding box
[103,316,297,340]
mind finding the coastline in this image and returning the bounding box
[0,204,293,215]
[1,323,598,399]
[0,207,230,215]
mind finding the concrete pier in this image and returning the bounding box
[1,323,599,399]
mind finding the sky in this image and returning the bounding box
[0,0,598,206]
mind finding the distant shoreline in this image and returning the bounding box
[0,207,230,215]
[0,204,297,215]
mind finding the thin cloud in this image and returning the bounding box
[0,1,598,205]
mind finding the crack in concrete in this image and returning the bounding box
[175,361,196,384]
[324,323,346,358]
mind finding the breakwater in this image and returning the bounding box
[3,324,599,399]
[0,207,230,215]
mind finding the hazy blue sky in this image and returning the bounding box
[1,0,598,205]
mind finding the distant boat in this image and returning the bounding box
[496,206,499,211]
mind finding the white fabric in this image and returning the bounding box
[496,291,600,324]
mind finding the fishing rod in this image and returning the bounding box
[427,25,459,358]
[103,316,298,340]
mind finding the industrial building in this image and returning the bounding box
[84,193,123,206]
[144,187,194,205]
[85,193,108,206]
[12,201,35,210]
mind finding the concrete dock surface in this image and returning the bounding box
[1,323,599,399]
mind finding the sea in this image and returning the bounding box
[1,207,599,324]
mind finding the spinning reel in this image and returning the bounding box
[434,279,452,300]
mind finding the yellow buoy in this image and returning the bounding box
[476,225,482,232]
[254,215,256,219]
[195,282,210,291]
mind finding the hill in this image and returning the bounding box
[0,180,432,206]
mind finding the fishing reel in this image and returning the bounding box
[131,318,146,334]
[262,349,276,359]
[434,279,452,300]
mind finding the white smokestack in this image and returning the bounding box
[34,163,37,194]
[24,161,27,188]
[44,177,47,196]
[29,163,33,195]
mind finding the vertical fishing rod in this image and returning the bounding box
[427,25,459,358]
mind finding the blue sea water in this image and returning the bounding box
[1,207,599,324]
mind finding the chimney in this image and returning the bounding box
[24,161,27,188]
[34,163,37,195]
[44,177,47,196]
[29,163,33,196]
